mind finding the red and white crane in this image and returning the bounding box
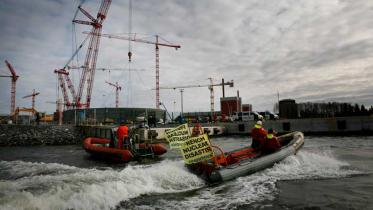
[105,81,122,108]
[0,60,19,116]
[85,32,181,109]
[72,0,111,109]
[54,69,77,109]
[23,89,40,111]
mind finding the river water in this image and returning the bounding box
[0,135,372,210]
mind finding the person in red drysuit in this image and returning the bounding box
[251,120,267,150]
[117,120,129,149]
[262,128,281,154]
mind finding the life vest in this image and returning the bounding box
[263,134,281,153]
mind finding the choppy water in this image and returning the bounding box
[0,136,372,210]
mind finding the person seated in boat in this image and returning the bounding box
[262,128,281,154]
[251,120,267,150]
[117,120,129,149]
[192,120,203,136]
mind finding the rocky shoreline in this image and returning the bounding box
[0,125,83,146]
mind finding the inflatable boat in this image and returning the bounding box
[84,137,167,162]
[188,131,304,183]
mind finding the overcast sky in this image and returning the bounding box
[1,0,373,115]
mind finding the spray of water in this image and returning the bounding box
[142,150,363,210]
[0,160,204,210]
[0,149,364,210]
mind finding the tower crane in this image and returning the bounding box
[23,89,40,111]
[105,81,121,108]
[72,0,111,109]
[158,79,234,114]
[0,60,19,116]
[84,31,181,109]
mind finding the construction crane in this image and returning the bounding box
[54,69,77,110]
[23,89,40,111]
[72,0,112,109]
[105,81,121,108]
[54,66,144,110]
[0,60,19,116]
[159,78,234,114]
[84,31,181,109]
[67,65,146,72]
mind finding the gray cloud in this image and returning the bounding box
[1,0,373,115]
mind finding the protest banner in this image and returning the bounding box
[180,134,214,164]
[164,123,191,149]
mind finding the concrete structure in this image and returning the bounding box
[78,124,225,142]
[1,116,373,146]
[221,116,373,135]
[62,108,165,125]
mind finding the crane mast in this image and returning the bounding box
[105,81,121,108]
[2,60,19,116]
[73,0,111,109]
[23,89,40,110]
[54,69,77,109]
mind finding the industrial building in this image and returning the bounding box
[279,99,298,119]
[62,108,165,125]
[220,96,242,116]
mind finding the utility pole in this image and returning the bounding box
[58,99,63,125]
[180,89,184,120]
[208,78,214,117]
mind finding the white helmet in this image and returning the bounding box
[256,120,262,126]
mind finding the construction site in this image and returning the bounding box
[1,0,373,138]
[0,0,244,127]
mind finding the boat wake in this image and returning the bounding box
[0,160,203,210]
[134,150,364,210]
[0,150,364,210]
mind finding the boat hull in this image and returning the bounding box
[83,137,167,162]
[192,132,305,183]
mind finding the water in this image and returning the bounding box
[0,136,372,210]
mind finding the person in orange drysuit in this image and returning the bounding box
[251,120,267,150]
[117,120,129,149]
[262,128,281,154]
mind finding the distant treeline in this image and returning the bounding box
[298,102,373,118]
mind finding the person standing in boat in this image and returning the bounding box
[251,120,267,150]
[117,120,129,149]
[262,128,281,154]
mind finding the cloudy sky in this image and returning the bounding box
[1,0,373,115]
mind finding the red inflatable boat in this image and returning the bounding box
[84,137,167,162]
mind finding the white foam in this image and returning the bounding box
[265,150,361,180]
[0,160,204,210]
[0,150,362,210]
[148,150,362,210]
